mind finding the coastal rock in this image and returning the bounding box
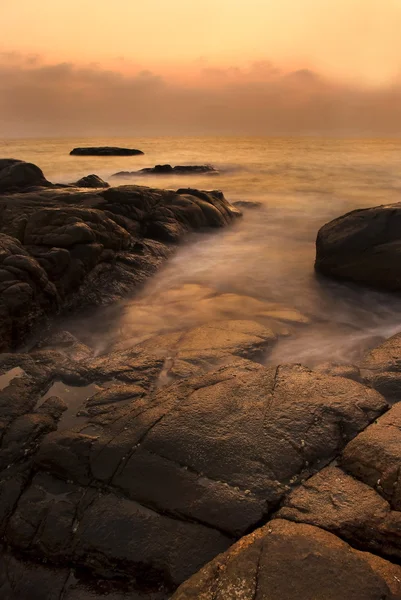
[32,363,385,535]
[315,202,401,291]
[360,331,401,400]
[112,164,218,177]
[171,519,401,600]
[341,401,401,509]
[278,466,401,562]
[0,159,51,193]
[0,161,241,349]
[70,147,144,156]
[73,174,109,188]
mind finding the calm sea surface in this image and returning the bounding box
[2,136,401,364]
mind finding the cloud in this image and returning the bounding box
[0,54,400,137]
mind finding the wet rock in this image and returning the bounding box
[0,159,51,193]
[6,472,231,591]
[137,319,278,379]
[0,163,240,349]
[232,200,262,209]
[0,550,167,599]
[313,362,362,381]
[315,202,401,291]
[278,466,401,562]
[341,402,401,510]
[171,519,401,600]
[73,174,109,188]
[70,147,144,156]
[112,165,218,177]
[34,363,385,535]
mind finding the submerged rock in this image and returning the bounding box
[70,147,144,156]
[315,202,401,291]
[112,164,218,177]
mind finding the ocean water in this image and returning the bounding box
[3,136,401,365]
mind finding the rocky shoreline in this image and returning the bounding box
[1,164,401,599]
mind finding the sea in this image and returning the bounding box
[2,136,401,365]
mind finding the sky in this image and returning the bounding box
[1,0,401,136]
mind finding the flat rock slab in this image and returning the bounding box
[278,466,401,562]
[315,202,401,291]
[171,519,401,600]
[112,165,218,177]
[70,147,144,156]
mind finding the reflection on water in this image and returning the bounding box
[4,136,401,365]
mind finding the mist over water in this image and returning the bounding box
[4,136,401,365]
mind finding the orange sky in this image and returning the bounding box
[1,0,401,135]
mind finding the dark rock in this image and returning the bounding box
[0,163,241,350]
[70,147,144,156]
[278,465,401,563]
[233,200,263,209]
[315,202,401,290]
[33,363,385,535]
[73,174,109,188]
[0,159,51,193]
[171,519,401,600]
[112,165,218,177]
[0,549,167,599]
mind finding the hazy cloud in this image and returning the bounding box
[1,54,400,137]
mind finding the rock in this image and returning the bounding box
[70,147,144,156]
[360,331,401,400]
[233,200,262,209]
[112,165,218,177]
[313,362,361,381]
[0,163,241,349]
[136,320,278,380]
[0,550,167,599]
[6,472,231,593]
[33,363,385,536]
[341,401,401,510]
[278,466,401,562]
[315,202,401,290]
[171,519,401,600]
[73,174,109,188]
[0,159,51,192]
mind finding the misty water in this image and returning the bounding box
[4,136,401,365]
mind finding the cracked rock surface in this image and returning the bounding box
[171,519,401,600]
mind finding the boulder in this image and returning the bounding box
[315,202,401,290]
[0,159,51,192]
[112,165,218,177]
[171,519,401,600]
[73,174,109,188]
[70,147,144,156]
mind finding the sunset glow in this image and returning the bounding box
[2,0,401,135]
